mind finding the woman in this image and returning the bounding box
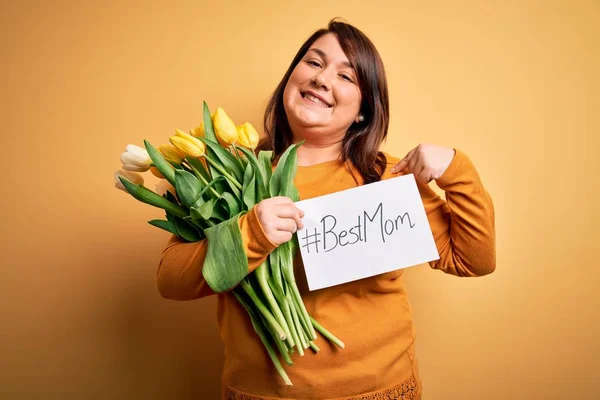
[157,19,495,399]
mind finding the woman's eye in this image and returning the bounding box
[340,74,353,82]
[307,60,322,67]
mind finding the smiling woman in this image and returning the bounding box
[156,18,496,400]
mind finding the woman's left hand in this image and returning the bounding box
[390,143,455,183]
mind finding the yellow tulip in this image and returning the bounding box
[158,143,184,164]
[114,169,143,193]
[212,107,238,146]
[190,122,205,138]
[149,166,164,179]
[169,129,206,157]
[237,122,260,150]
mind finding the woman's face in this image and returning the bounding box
[283,33,362,143]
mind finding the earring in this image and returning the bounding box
[356,114,365,123]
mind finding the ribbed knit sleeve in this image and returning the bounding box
[156,206,277,300]
[416,149,496,276]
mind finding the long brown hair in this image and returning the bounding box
[259,18,389,184]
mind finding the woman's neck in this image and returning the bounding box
[294,139,343,167]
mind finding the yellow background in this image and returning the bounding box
[2,0,598,398]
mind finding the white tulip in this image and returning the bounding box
[114,169,144,193]
[120,144,151,172]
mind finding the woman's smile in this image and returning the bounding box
[301,91,333,108]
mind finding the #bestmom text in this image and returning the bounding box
[300,202,416,254]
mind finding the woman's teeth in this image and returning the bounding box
[303,93,330,108]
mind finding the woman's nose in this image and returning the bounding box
[311,70,331,90]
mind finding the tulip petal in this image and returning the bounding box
[169,136,204,158]
[126,144,150,161]
[213,107,239,146]
[122,164,149,172]
[121,152,151,168]
[115,169,144,185]
[115,181,126,192]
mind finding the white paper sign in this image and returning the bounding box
[295,174,439,291]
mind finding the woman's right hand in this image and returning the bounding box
[255,196,305,245]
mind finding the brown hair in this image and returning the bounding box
[259,19,389,184]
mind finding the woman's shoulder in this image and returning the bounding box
[379,152,404,180]
[381,152,402,166]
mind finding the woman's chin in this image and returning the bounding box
[293,110,330,128]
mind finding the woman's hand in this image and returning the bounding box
[255,196,305,245]
[390,143,455,184]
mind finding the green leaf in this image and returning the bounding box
[174,169,203,208]
[219,192,241,218]
[202,101,217,143]
[119,177,187,218]
[242,163,257,211]
[166,211,201,242]
[279,142,302,198]
[237,146,268,202]
[202,213,249,292]
[198,198,216,220]
[258,150,274,183]
[211,166,242,199]
[269,142,303,198]
[148,219,178,235]
[143,140,176,186]
[200,102,233,194]
[185,156,212,182]
[202,175,225,194]
[211,203,230,222]
[164,189,178,204]
[198,138,245,183]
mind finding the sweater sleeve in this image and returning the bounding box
[156,206,278,300]
[417,149,496,277]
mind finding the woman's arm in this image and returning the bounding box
[417,149,496,276]
[156,207,277,300]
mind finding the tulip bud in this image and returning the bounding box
[158,143,184,164]
[190,122,205,138]
[169,129,206,157]
[120,144,151,172]
[114,169,144,193]
[150,166,165,179]
[237,122,260,150]
[212,107,238,146]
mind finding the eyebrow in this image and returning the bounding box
[307,48,354,69]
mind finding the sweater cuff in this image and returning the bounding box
[435,148,467,188]
[240,206,278,266]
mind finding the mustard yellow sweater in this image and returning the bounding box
[157,150,496,399]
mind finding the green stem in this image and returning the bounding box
[185,160,221,199]
[260,312,293,367]
[291,290,315,340]
[288,292,306,355]
[231,144,245,170]
[233,291,293,384]
[240,280,286,341]
[256,262,294,348]
[281,242,317,340]
[204,154,243,190]
[309,341,320,353]
[287,271,316,340]
[310,316,345,349]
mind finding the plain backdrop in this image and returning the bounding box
[1,1,598,399]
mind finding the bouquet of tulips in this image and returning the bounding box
[114,102,344,384]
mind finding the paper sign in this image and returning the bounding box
[295,174,439,291]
